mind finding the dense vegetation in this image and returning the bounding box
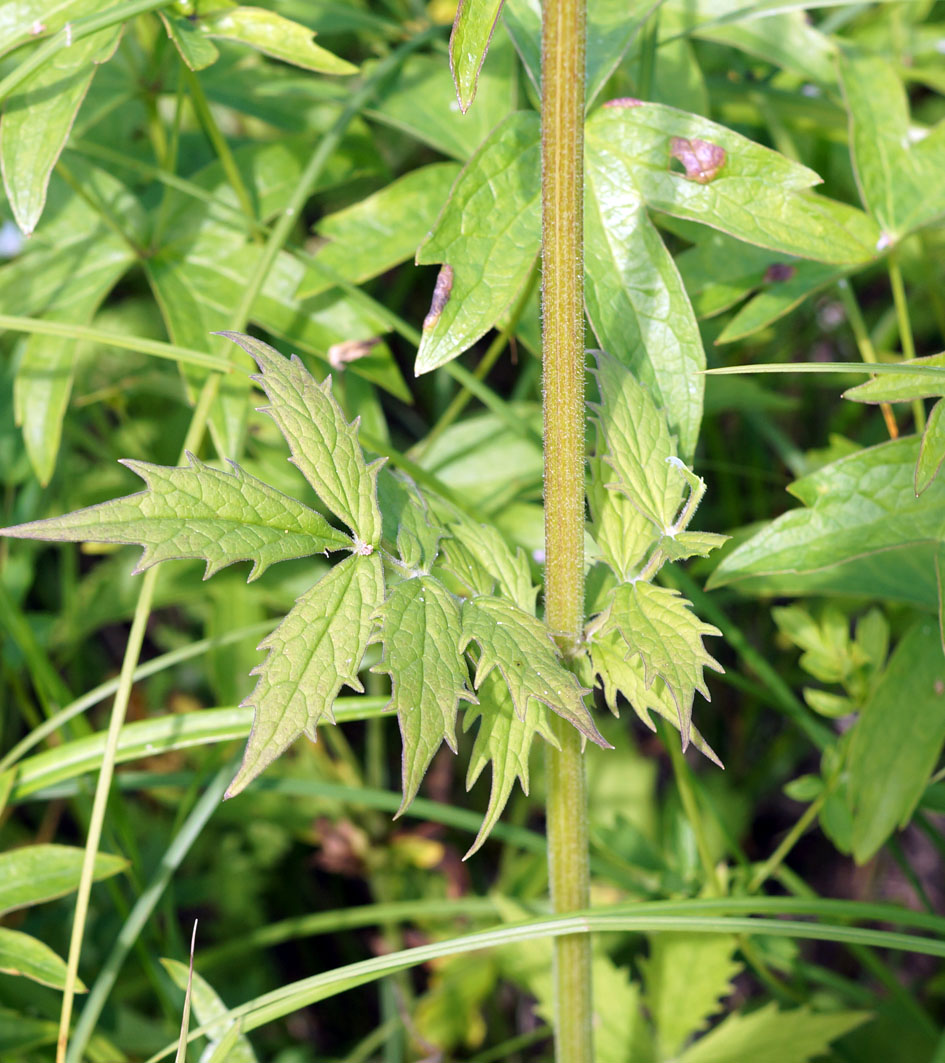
[1,0,944,1061]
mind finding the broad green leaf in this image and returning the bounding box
[442,519,538,613]
[678,1003,867,1063]
[298,163,462,299]
[591,349,686,531]
[0,927,84,991]
[415,112,541,375]
[450,0,505,113]
[373,576,475,811]
[0,844,126,916]
[0,0,92,57]
[226,552,384,797]
[585,141,705,460]
[710,438,945,590]
[221,332,383,547]
[642,933,740,1056]
[675,229,779,319]
[0,24,120,234]
[659,530,729,561]
[199,5,356,75]
[607,582,722,747]
[159,12,220,69]
[843,353,945,404]
[463,668,554,857]
[461,595,608,746]
[589,102,878,265]
[587,455,658,582]
[590,628,722,765]
[848,620,945,863]
[163,959,257,1063]
[917,399,945,494]
[840,51,945,240]
[0,453,349,579]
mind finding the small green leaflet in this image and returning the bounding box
[461,596,609,747]
[587,454,658,581]
[442,519,538,613]
[373,576,475,812]
[464,669,555,857]
[0,845,126,917]
[0,453,350,580]
[0,927,82,991]
[606,582,722,748]
[226,552,384,798]
[450,0,506,113]
[220,331,383,548]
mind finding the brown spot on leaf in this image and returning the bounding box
[764,263,796,283]
[670,136,726,183]
[423,264,453,330]
[604,96,644,108]
[327,337,381,371]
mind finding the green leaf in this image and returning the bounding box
[840,50,945,240]
[442,519,538,613]
[658,530,729,562]
[843,353,945,404]
[415,112,541,375]
[463,668,555,857]
[590,349,686,531]
[450,0,505,113]
[0,24,120,234]
[0,0,93,57]
[1,452,349,579]
[226,552,384,797]
[0,927,85,991]
[587,455,659,582]
[163,959,257,1063]
[710,438,945,591]
[848,620,945,863]
[590,628,722,765]
[606,582,722,748]
[159,12,220,69]
[678,1003,867,1063]
[199,5,357,75]
[0,844,126,916]
[585,133,705,460]
[375,466,446,570]
[642,933,740,1056]
[220,332,383,547]
[917,399,945,494]
[373,576,475,811]
[461,596,608,747]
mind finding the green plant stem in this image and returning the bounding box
[888,252,925,431]
[747,791,826,893]
[664,723,723,895]
[837,278,898,439]
[540,0,592,1059]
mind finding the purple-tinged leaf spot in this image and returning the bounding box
[423,264,454,330]
[603,96,643,108]
[670,136,726,184]
[764,263,797,283]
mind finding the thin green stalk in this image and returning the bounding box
[888,251,925,431]
[747,791,826,893]
[837,278,898,438]
[664,724,723,895]
[540,0,592,1058]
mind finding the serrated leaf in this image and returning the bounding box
[226,552,384,797]
[375,466,446,570]
[658,530,729,561]
[642,932,740,1056]
[450,0,505,113]
[917,399,945,494]
[0,24,120,234]
[461,596,608,747]
[587,455,659,581]
[848,620,945,863]
[373,576,474,811]
[463,668,554,856]
[590,629,721,765]
[678,1003,868,1063]
[199,5,357,75]
[591,349,685,531]
[0,452,349,579]
[442,519,538,613]
[160,12,219,69]
[0,927,84,992]
[607,582,722,748]
[163,959,257,1063]
[415,112,541,375]
[220,332,383,547]
[0,845,126,917]
[843,353,945,404]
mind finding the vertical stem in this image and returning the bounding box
[540,0,592,1060]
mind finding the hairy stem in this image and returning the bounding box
[540,0,592,1059]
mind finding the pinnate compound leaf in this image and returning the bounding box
[0,453,349,580]
[461,596,608,747]
[450,0,506,113]
[442,519,538,613]
[0,927,84,992]
[591,349,685,531]
[0,845,126,917]
[591,630,721,765]
[642,933,740,1056]
[220,332,383,548]
[463,669,555,857]
[163,959,256,1063]
[917,399,945,495]
[226,552,384,798]
[373,576,475,812]
[415,112,541,374]
[848,620,945,864]
[607,582,722,748]
[677,1003,867,1063]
